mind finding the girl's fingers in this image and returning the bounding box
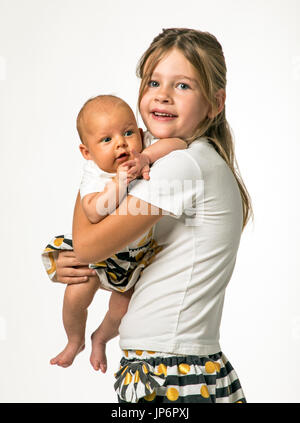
[58,276,91,284]
[58,257,89,268]
[60,266,96,277]
[58,250,77,258]
[55,250,97,283]
[56,269,97,284]
[75,265,97,276]
[69,257,91,266]
[58,250,89,266]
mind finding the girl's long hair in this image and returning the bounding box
[136,28,253,229]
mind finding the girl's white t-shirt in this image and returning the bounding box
[119,136,243,355]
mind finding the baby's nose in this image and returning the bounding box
[116,135,128,147]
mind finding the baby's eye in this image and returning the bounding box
[177,82,190,90]
[101,137,111,143]
[148,80,159,88]
[124,130,133,137]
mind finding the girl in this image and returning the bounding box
[55,28,252,403]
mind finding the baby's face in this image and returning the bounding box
[82,103,143,173]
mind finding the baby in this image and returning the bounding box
[48,95,187,370]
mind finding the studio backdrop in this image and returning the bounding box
[0,0,299,403]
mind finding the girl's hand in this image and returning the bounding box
[125,150,151,181]
[56,250,96,284]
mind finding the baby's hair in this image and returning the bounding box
[137,28,253,229]
[76,94,130,145]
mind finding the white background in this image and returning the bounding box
[0,0,299,403]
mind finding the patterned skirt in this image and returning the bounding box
[114,350,246,403]
[41,232,162,292]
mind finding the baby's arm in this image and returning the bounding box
[127,138,187,180]
[82,163,131,224]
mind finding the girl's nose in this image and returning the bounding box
[155,86,172,103]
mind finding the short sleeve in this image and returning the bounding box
[128,150,203,217]
[142,131,159,148]
[79,160,115,199]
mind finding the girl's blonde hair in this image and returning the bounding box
[137,28,253,229]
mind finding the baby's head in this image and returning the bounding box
[77,95,143,173]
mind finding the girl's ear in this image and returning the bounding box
[208,89,226,119]
[79,143,91,160]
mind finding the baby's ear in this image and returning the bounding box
[79,143,91,160]
[139,128,144,142]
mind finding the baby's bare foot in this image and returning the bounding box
[50,341,85,368]
[90,329,107,373]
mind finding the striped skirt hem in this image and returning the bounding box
[115,350,246,403]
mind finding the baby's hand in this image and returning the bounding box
[125,150,151,181]
[116,162,136,185]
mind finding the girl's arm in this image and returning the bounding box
[127,138,187,180]
[72,192,163,264]
[143,137,187,163]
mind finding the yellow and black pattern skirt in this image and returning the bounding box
[115,350,246,403]
[41,231,162,292]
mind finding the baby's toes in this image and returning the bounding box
[90,356,101,371]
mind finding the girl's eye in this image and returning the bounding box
[124,130,133,136]
[177,82,190,90]
[148,80,159,88]
[101,137,111,143]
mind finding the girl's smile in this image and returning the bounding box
[150,108,178,121]
[139,48,210,140]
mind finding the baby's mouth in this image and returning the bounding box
[116,152,130,162]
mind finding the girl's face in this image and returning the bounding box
[139,48,210,140]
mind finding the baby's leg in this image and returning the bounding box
[90,288,133,372]
[50,275,100,367]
